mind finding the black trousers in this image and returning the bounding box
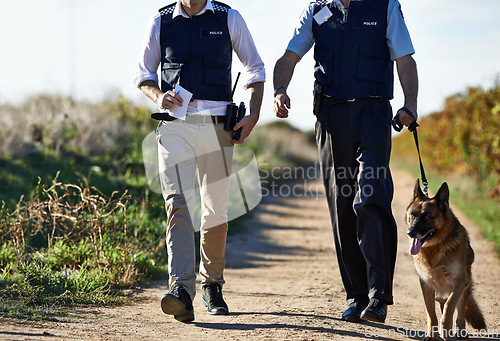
[315,98,397,305]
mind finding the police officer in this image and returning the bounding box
[135,0,265,323]
[273,0,418,323]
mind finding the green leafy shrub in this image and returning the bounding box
[393,84,500,196]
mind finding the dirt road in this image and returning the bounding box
[1,170,499,340]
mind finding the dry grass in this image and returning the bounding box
[0,95,131,157]
[0,170,167,291]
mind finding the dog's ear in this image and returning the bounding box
[435,182,450,211]
[413,179,425,200]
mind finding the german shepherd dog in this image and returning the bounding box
[406,180,486,340]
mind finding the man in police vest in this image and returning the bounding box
[273,0,418,323]
[135,0,265,323]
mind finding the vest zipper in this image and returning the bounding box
[189,16,194,99]
[340,7,350,99]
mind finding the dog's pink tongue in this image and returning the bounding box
[410,238,422,255]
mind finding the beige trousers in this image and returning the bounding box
[157,117,233,298]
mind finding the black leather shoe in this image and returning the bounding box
[202,283,229,315]
[161,286,194,323]
[360,298,388,323]
[341,301,367,323]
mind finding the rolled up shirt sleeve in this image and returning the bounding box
[228,9,266,88]
[134,13,161,88]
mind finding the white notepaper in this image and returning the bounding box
[314,6,333,25]
[167,84,193,120]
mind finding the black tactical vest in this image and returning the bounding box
[159,1,233,101]
[312,0,394,99]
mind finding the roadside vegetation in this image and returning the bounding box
[392,83,500,255]
[0,95,169,319]
[0,95,317,320]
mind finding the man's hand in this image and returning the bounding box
[157,90,183,110]
[397,108,418,127]
[139,80,184,111]
[232,114,258,144]
[273,91,291,118]
[273,50,300,119]
[234,81,264,144]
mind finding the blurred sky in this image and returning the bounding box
[1,0,500,131]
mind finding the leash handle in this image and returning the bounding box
[392,107,418,132]
[392,107,429,196]
[391,113,404,132]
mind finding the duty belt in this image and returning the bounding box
[151,113,227,124]
[321,95,384,106]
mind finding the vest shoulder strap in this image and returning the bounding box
[212,1,231,11]
[158,2,176,14]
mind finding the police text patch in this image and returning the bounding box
[200,29,225,38]
[355,20,379,28]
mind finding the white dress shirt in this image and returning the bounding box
[135,0,266,116]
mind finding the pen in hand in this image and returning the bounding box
[174,89,183,107]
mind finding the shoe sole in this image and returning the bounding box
[341,315,363,323]
[201,298,229,315]
[360,312,386,323]
[161,295,194,323]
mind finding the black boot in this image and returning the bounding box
[360,298,388,323]
[202,283,229,315]
[341,301,367,323]
[161,285,195,323]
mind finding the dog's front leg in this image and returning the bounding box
[441,281,467,340]
[420,279,440,340]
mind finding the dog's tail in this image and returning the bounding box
[465,294,487,330]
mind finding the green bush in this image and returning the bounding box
[393,84,500,195]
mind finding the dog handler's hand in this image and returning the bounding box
[397,108,418,127]
[273,92,291,119]
[157,90,183,110]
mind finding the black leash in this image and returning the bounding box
[392,107,429,196]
